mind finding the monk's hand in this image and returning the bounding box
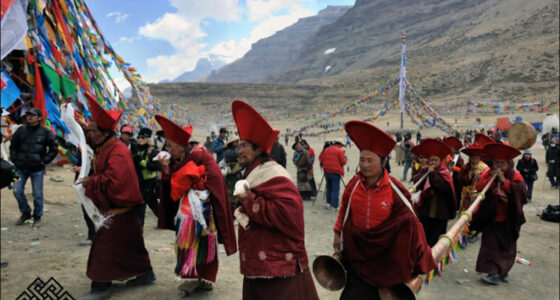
[428,165,436,172]
[333,232,341,253]
[71,166,81,173]
[76,176,91,187]
[234,180,251,201]
[495,169,506,183]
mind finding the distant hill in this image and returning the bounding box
[206,5,351,83]
[172,57,226,83]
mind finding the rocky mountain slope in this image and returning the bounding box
[206,5,350,83]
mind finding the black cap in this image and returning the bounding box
[220,127,228,133]
[26,108,42,117]
[138,128,152,138]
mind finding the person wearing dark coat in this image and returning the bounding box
[132,128,161,225]
[269,138,287,168]
[546,141,559,188]
[515,150,538,201]
[470,143,527,285]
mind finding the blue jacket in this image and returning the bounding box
[212,137,227,162]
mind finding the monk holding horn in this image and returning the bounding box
[333,121,435,299]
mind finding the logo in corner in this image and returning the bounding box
[16,277,75,300]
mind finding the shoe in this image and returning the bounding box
[79,239,93,246]
[1,260,7,268]
[15,213,31,226]
[32,217,41,228]
[500,274,510,283]
[324,204,331,210]
[481,274,500,285]
[78,290,111,300]
[125,271,156,286]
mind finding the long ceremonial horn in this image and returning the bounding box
[409,171,430,193]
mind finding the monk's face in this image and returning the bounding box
[85,122,110,147]
[359,150,383,180]
[469,156,480,165]
[166,140,186,160]
[493,160,509,172]
[120,132,132,143]
[429,156,441,168]
[238,140,262,167]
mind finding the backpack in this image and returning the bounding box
[0,158,19,189]
[539,205,560,223]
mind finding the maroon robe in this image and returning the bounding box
[85,138,153,281]
[413,163,456,220]
[342,175,436,289]
[471,167,527,275]
[158,142,237,282]
[238,158,318,300]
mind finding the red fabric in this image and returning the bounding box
[474,133,495,146]
[334,170,394,233]
[307,146,315,164]
[86,93,123,131]
[157,143,237,281]
[414,163,456,220]
[471,167,527,276]
[170,161,205,201]
[84,138,152,281]
[237,159,309,277]
[411,138,452,160]
[443,136,462,152]
[155,114,191,146]
[341,176,436,288]
[33,62,48,121]
[319,145,346,176]
[461,143,484,157]
[0,0,15,19]
[51,0,73,52]
[345,121,395,157]
[482,143,521,161]
[232,100,279,153]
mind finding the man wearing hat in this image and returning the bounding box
[78,97,155,300]
[119,124,138,153]
[333,121,435,298]
[212,127,228,163]
[515,150,538,201]
[231,100,318,300]
[10,107,58,228]
[470,143,527,285]
[545,139,559,188]
[411,138,456,246]
[155,115,237,294]
[444,136,465,206]
[132,127,161,224]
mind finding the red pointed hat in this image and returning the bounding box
[411,138,452,160]
[474,133,495,146]
[86,93,123,131]
[461,143,484,157]
[232,100,279,153]
[155,114,191,146]
[344,121,395,157]
[483,143,520,161]
[443,136,463,151]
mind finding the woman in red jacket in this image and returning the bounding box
[319,141,347,210]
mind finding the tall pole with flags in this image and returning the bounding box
[398,32,407,130]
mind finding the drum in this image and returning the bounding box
[508,121,537,150]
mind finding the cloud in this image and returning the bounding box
[169,0,242,21]
[139,0,314,82]
[106,11,129,23]
[117,36,140,44]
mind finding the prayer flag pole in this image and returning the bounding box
[398,32,407,130]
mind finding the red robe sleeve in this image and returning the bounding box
[85,141,143,212]
[241,176,305,241]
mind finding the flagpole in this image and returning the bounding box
[398,32,406,130]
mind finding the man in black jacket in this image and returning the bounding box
[516,150,538,201]
[546,140,559,188]
[269,137,287,168]
[10,108,58,227]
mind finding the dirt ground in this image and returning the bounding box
[1,110,559,300]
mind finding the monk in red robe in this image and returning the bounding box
[444,136,465,203]
[470,143,527,285]
[78,96,154,300]
[412,138,456,246]
[155,115,237,294]
[231,100,318,300]
[333,121,436,299]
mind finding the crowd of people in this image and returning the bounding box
[1,98,558,300]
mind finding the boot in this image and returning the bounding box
[481,274,500,285]
[125,271,156,286]
[15,212,31,226]
[32,216,41,228]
